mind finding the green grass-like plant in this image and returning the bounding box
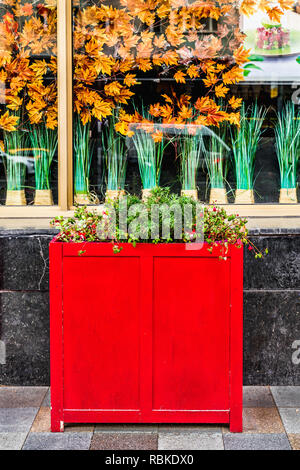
[275,103,300,189]
[102,111,127,191]
[131,105,168,190]
[204,126,229,189]
[132,130,165,189]
[178,128,202,190]
[30,122,57,190]
[74,116,93,195]
[231,103,266,190]
[3,129,29,191]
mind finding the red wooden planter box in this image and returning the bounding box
[50,241,243,432]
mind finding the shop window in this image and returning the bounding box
[0,0,299,218]
[72,0,300,207]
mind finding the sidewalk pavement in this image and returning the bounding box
[0,386,299,450]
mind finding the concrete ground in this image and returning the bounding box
[0,386,299,450]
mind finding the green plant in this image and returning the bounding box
[74,116,93,195]
[231,103,266,190]
[275,103,300,189]
[178,128,202,190]
[132,129,165,189]
[102,111,127,191]
[3,129,28,191]
[132,105,168,190]
[51,187,267,259]
[204,126,229,189]
[30,122,57,190]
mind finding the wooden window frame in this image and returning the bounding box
[0,0,299,226]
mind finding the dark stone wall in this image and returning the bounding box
[243,234,300,385]
[0,230,299,386]
[0,232,52,385]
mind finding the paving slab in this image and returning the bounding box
[224,433,291,450]
[23,432,93,450]
[0,408,38,432]
[90,432,158,450]
[41,389,50,407]
[30,407,51,433]
[0,432,27,450]
[288,434,300,450]
[158,424,222,433]
[94,424,158,433]
[278,408,300,434]
[0,387,48,408]
[271,387,300,408]
[65,424,95,432]
[224,408,284,434]
[243,386,275,408]
[158,432,224,450]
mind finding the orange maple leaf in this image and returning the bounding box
[104,82,123,96]
[203,74,218,88]
[233,45,251,66]
[240,0,256,16]
[92,99,113,120]
[0,111,19,131]
[215,84,229,98]
[136,59,152,72]
[174,71,186,84]
[187,65,199,79]
[115,121,134,137]
[278,0,293,10]
[149,104,161,117]
[151,130,163,142]
[227,112,241,127]
[229,96,243,110]
[222,66,244,85]
[123,73,139,87]
[178,105,193,120]
[267,6,283,23]
[154,34,166,49]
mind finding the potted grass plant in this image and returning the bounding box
[30,122,57,205]
[74,116,94,205]
[275,103,300,203]
[3,129,29,206]
[231,104,266,204]
[132,129,165,200]
[131,106,167,200]
[178,127,202,200]
[102,112,127,202]
[204,126,229,204]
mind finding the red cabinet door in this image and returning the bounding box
[63,256,142,413]
[152,256,230,414]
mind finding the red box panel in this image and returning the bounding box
[152,256,230,411]
[63,256,141,411]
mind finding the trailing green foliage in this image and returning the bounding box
[231,103,266,190]
[52,187,267,259]
[30,122,57,190]
[275,103,300,189]
[102,111,127,191]
[74,116,93,195]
